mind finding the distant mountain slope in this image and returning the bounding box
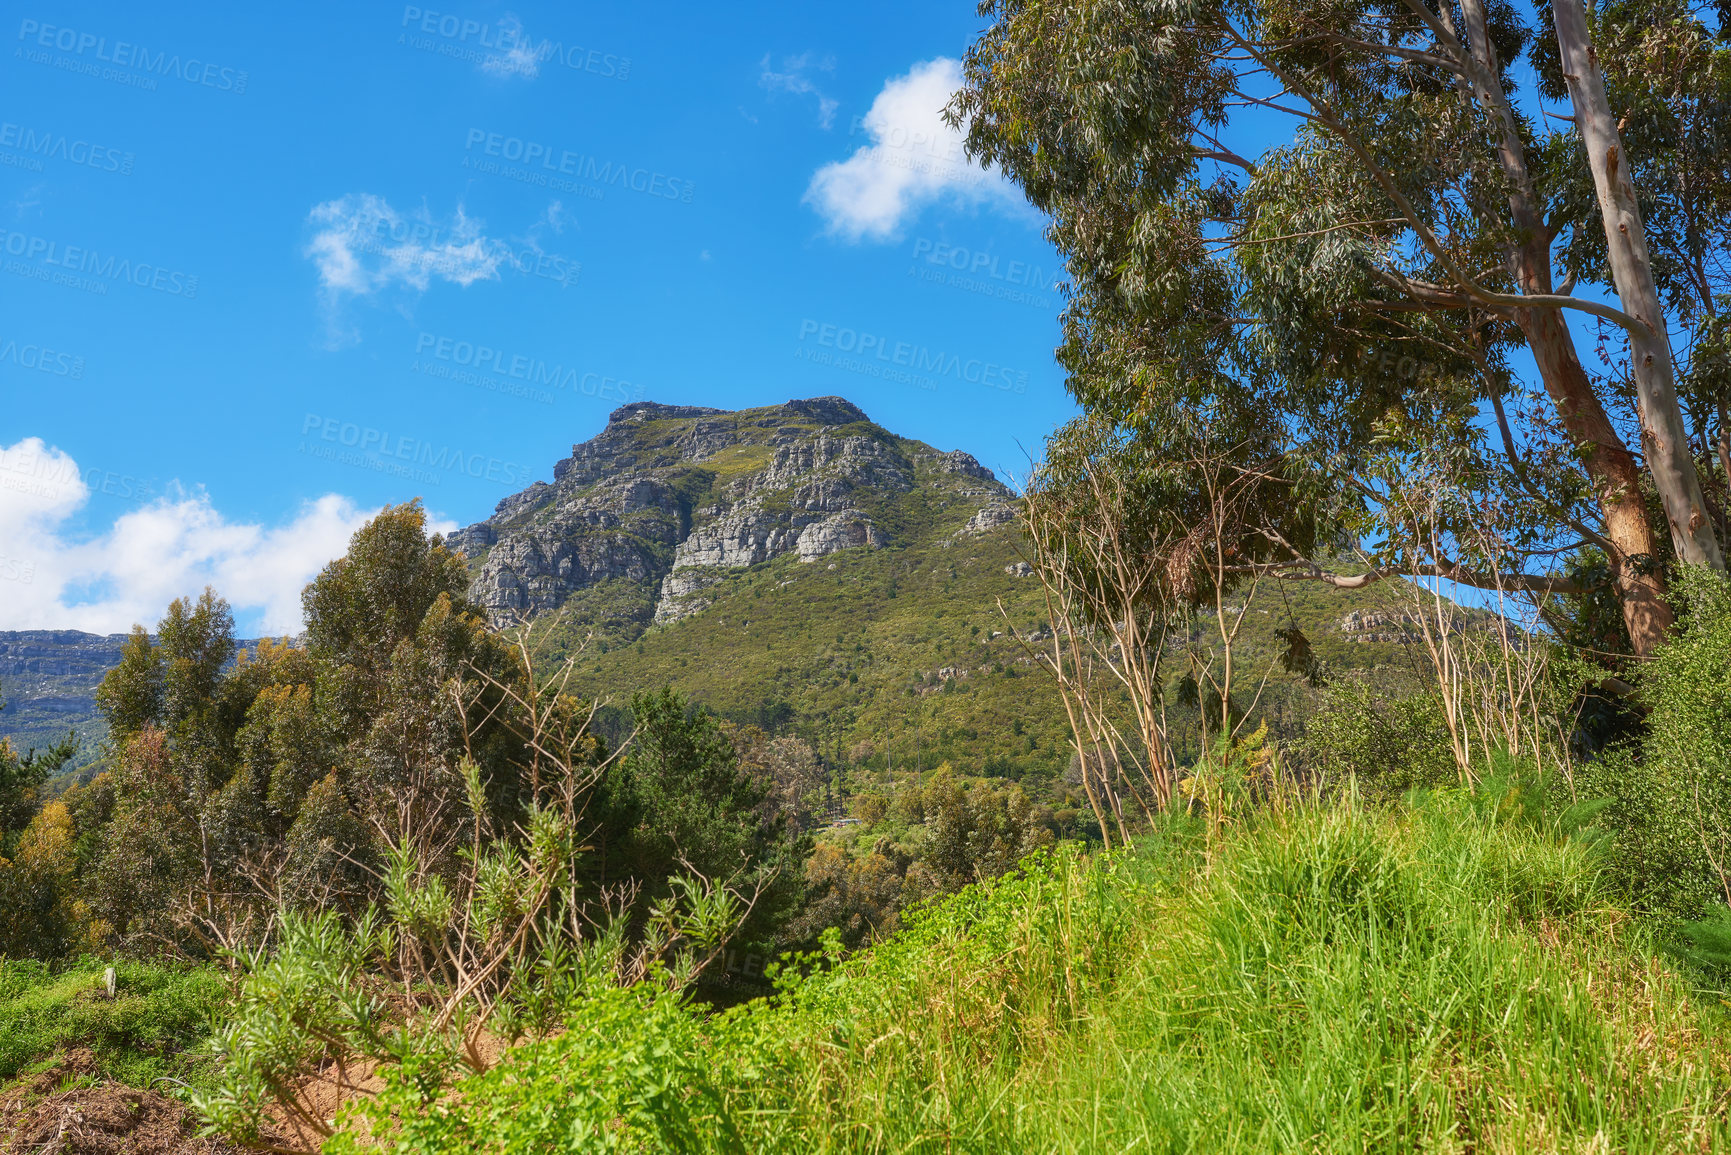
[0,632,265,777]
[0,631,129,772]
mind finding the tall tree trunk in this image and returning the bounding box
[1517,304,1672,654]
[1554,0,1726,576]
[1457,0,1672,654]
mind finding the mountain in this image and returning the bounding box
[0,631,130,772]
[2,396,1462,785]
[447,397,1013,634]
[443,397,1073,777]
[442,397,1442,779]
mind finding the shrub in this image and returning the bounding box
[1583,567,1731,923]
[1299,678,1456,795]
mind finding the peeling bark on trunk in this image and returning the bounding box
[1554,0,1726,576]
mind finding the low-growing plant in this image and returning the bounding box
[194,752,770,1151]
[1299,677,1457,795]
[323,791,1731,1153]
[0,956,225,1088]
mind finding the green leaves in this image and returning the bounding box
[957,0,1731,650]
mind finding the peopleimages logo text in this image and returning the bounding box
[16,19,249,92]
[0,121,133,174]
[348,218,579,290]
[0,337,84,378]
[463,130,693,203]
[796,320,1029,394]
[0,443,155,504]
[299,414,535,487]
[910,240,1057,293]
[414,332,645,403]
[399,7,629,80]
[0,228,198,297]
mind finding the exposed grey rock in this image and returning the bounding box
[796,511,888,562]
[446,397,1013,633]
[930,449,995,482]
[957,503,1018,538]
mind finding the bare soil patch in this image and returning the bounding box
[0,1050,267,1155]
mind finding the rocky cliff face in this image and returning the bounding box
[446,397,1013,634]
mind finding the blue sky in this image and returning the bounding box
[0,2,1073,635]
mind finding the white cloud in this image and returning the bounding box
[304,194,511,347]
[805,58,1020,241]
[760,52,838,129]
[307,194,506,298]
[540,199,567,235]
[0,437,385,637]
[10,181,44,220]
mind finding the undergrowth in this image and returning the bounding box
[332,789,1731,1153]
[0,957,224,1090]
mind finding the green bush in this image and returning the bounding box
[0,956,224,1087]
[1581,567,1731,923]
[1298,678,1457,794]
[330,793,1731,1153]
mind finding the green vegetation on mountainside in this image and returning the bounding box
[564,521,1072,778]
[470,400,1484,780]
[552,522,1490,782]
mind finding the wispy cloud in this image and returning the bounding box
[805,57,1020,242]
[760,52,838,129]
[306,194,505,296]
[304,194,510,345]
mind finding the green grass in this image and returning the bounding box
[355,790,1731,1153]
[0,956,226,1089]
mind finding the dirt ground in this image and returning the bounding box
[0,1050,259,1155]
[3,1034,518,1153]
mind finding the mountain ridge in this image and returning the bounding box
[445,396,1017,641]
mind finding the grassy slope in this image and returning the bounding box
[569,505,1073,774]
[370,793,1731,1154]
[0,958,224,1088]
[563,537,1473,782]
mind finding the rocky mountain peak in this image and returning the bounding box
[607,401,728,425]
[447,397,1014,634]
[778,396,869,426]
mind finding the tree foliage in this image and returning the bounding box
[953,0,1731,657]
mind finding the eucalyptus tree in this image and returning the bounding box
[954,0,1731,655]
